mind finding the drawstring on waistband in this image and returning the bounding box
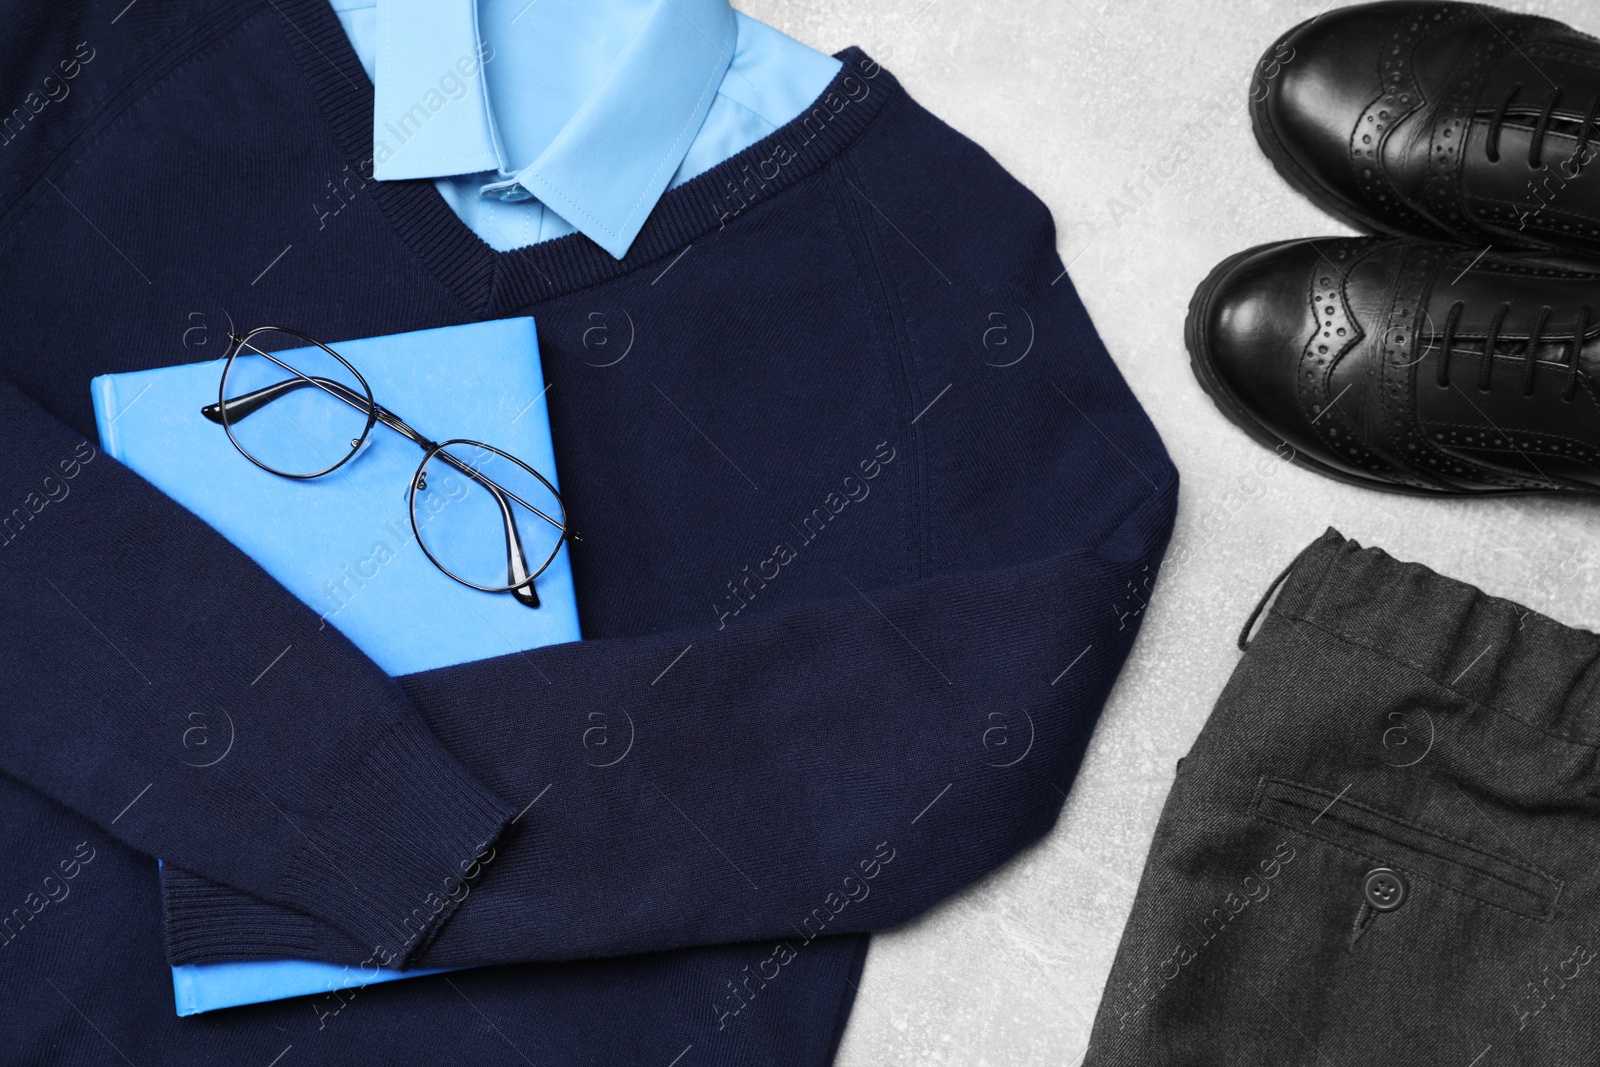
[1238,555,1299,651]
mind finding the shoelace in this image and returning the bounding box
[1435,300,1590,401]
[1485,83,1600,169]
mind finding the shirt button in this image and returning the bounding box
[1363,867,1408,911]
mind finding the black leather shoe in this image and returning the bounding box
[1252,2,1600,257]
[1187,236,1600,495]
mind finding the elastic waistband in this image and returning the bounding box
[1266,527,1600,748]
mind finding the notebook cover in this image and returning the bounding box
[92,317,579,1015]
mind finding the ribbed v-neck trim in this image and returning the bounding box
[273,0,895,315]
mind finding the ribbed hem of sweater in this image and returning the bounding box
[163,714,513,968]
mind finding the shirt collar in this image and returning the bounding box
[372,0,736,259]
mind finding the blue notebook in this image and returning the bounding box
[91,317,580,1015]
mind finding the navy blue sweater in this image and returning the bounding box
[0,0,1177,1063]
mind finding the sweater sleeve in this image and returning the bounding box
[160,500,1173,968]
[0,375,517,966]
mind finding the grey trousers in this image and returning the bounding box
[1085,528,1600,1065]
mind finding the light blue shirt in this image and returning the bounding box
[329,0,840,257]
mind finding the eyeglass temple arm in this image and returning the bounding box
[201,377,430,449]
[485,485,540,608]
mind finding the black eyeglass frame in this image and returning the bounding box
[202,325,570,608]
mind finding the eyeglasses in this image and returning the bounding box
[201,325,569,608]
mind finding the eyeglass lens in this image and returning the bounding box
[410,441,566,594]
[219,327,373,479]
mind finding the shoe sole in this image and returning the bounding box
[1183,242,1541,498]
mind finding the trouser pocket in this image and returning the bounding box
[1252,777,1561,922]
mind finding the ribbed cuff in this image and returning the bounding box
[163,715,513,968]
[163,866,322,962]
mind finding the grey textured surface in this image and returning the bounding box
[737,1,1600,1063]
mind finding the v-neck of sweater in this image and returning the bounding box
[276,0,893,317]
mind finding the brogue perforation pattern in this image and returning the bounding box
[1426,421,1597,486]
[1375,244,1496,489]
[1294,241,1442,489]
[1422,21,1505,238]
[1352,5,1472,237]
[1475,202,1600,243]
